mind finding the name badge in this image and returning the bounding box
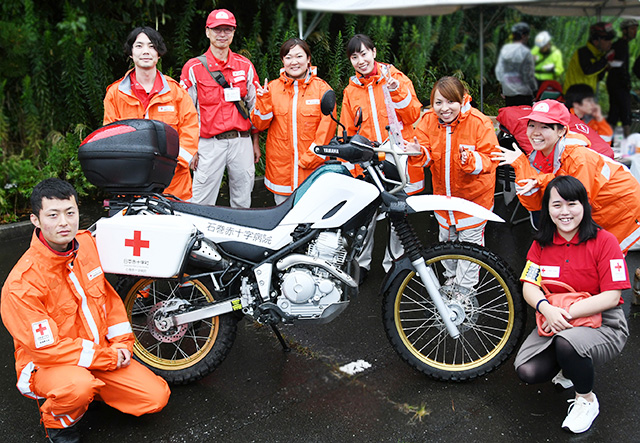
[87,266,103,281]
[306,99,320,105]
[158,106,175,112]
[540,266,560,278]
[224,87,241,102]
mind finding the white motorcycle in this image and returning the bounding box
[79,91,525,384]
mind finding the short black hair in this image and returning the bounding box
[564,84,595,109]
[346,34,375,58]
[123,27,167,57]
[533,175,600,246]
[31,178,78,217]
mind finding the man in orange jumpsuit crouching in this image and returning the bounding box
[1,178,170,442]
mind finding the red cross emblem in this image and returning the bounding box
[614,262,623,272]
[124,230,150,257]
[35,323,47,336]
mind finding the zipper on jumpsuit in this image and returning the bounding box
[367,84,383,143]
[445,125,456,229]
[292,81,299,189]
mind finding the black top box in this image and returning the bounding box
[79,119,179,194]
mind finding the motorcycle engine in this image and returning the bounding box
[277,231,348,321]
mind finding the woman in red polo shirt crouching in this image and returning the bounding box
[514,175,629,434]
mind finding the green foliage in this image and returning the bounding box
[0,124,95,221]
[1,1,633,220]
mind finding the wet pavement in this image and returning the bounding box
[1,181,639,442]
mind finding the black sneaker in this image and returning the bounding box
[46,425,81,443]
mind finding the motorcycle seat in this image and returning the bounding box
[171,198,295,230]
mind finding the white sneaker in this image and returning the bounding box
[561,394,599,433]
[552,370,574,389]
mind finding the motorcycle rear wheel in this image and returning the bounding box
[119,277,238,385]
[383,242,525,381]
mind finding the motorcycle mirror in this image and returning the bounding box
[320,90,336,116]
[321,89,348,142]
[354,107,363,132]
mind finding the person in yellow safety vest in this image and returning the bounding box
[564,22,615,94]
[532,31,565,83]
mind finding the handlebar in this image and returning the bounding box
[313,132,419,194]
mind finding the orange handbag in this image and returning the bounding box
[535,280,602,337]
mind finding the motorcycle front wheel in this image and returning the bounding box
[383,241,525,381]
[119,277,238,385]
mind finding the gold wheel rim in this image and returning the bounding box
[394,255,515,371]
[125,278,220,371]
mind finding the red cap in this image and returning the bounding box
[206,9,236,29]
[519,99,570,126]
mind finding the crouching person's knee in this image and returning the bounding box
[140,375,170,414]
[126,363,171,416]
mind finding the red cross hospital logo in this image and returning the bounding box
[125,230,150,257]
[35,323,47,335]
[32,319,54,348]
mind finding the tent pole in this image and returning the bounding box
[480,6,484,113]
[298,10,304,39]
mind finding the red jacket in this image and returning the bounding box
[340,62,424,194]
[180,48,258,137]
[252,67,336,195]
[1,231,134,398]
[511,141,640,253]
[104,70,199,200]
[411,95,499,230]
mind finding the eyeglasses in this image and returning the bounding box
[211,27,235,35]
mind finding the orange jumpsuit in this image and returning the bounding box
[511,140,640,253]
[1,230,170,429]
[251,67,337,196]
[340,62,424,194]
[104,69,199,200]
[411,94,499,230]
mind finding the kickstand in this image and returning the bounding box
[270,325,291,352]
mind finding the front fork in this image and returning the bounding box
[389,214,461,339]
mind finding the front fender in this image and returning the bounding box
[380,254,414,295]
[405,194,504,223]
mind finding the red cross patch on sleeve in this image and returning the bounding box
[32,319,55,348]
[610,259,626,282]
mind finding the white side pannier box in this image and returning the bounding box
[96,215,197,278]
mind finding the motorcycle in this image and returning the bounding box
[78,91,525,384]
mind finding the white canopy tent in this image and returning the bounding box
[296,0,640,108]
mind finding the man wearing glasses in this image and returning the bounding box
[181,9,261,208]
